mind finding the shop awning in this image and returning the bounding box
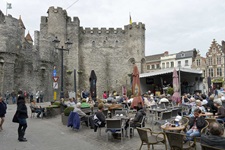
[140,67,202,78]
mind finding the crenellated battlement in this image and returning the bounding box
[41,16,48,24]
[124,22,145,30]
[80,27,125,34]
[0,10,5,24]
[47,6,67,17]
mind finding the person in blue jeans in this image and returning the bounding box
[186,108,206,141]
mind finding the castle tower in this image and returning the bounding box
[125,22,146,73]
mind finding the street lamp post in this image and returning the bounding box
[52,36,73,98]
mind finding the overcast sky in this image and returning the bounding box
[1,0,225,57]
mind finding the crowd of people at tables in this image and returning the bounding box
[28,88,225,148]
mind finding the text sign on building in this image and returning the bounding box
[52,76,59,82]
[53,82,58,89]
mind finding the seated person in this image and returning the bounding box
[30,100,44,118]
[81,98,90,108]
[207,95,218,114]
[144,94,156,107]
[186,108,206,141]
[87,97,95,108]
[108,100,123,112]
[73,103,89,127]
[94,103,106,131]
[182,94,190,104]
[189,100,206,117]
[67,98,76,107]
[125,105,146,129]
[214,98,225,123]
[158,94,169,104]
[201,122,225,149]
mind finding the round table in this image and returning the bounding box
[161,125,185,132]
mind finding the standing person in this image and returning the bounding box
[5,91,10,104]
[102,91,107,99]
[17,95,28,142]
[0,97,7,131]
[39,91,44,103]
[29,92,33,102]
[36,91,39,103]
[11,90,16,104]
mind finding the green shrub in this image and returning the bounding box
[167,87,174,95]
[52,101,60,107]
[64,107,74,116]
[127,89,132,98]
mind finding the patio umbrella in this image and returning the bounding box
[207,77,212,95]
[131,65,144,109]
[172,68,181,104]
[89,70,97,101]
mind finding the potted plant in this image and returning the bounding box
[77,70,83,74]
[61,107,74,125]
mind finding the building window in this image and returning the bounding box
[208,68,213,77]
[156,64,160,69]
[217,68,222,76]
[178,61,181,67]
[162,63,165,69]
[171,62,174,68]
[147,65,150,70]
[217,57,221,65]
[185,60,189,66]
[181,53,185,57]
[208,58,212,65]
[166,62,169,68]
[196,59,200,66]
[151,65,155,69]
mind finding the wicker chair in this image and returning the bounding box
[205,118,216,125]
[201,144,224,150]
[165,132,196,150]
[136,127,167,150]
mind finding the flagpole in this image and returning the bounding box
[6,2,7,16]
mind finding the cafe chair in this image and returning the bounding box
[136,127,167,150]
[106,119,124,142]
[130,116,146,137]
[171,109,179,118]
[205,118,216,125]
[154,111,172,130]
[201,144,224,150]
[30,106,36,118]
[157,103,166,109]
[165,132,196,150]
[161,101,169,108]
[193,120,209,142]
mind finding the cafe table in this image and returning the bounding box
[161,124,185,132]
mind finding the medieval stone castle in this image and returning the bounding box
[0,6,145,100]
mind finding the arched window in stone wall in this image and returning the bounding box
[128,57,135,73]
[92,41,95,47]
[141,58,146,73]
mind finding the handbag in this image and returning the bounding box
[12,111,19,123]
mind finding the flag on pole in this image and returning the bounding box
[129,13,132,24]
[7,3,12,9]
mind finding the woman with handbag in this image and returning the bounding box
[17,95,28,142]
[0,97,7,131]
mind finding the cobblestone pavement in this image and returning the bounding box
[0,103,200,150]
